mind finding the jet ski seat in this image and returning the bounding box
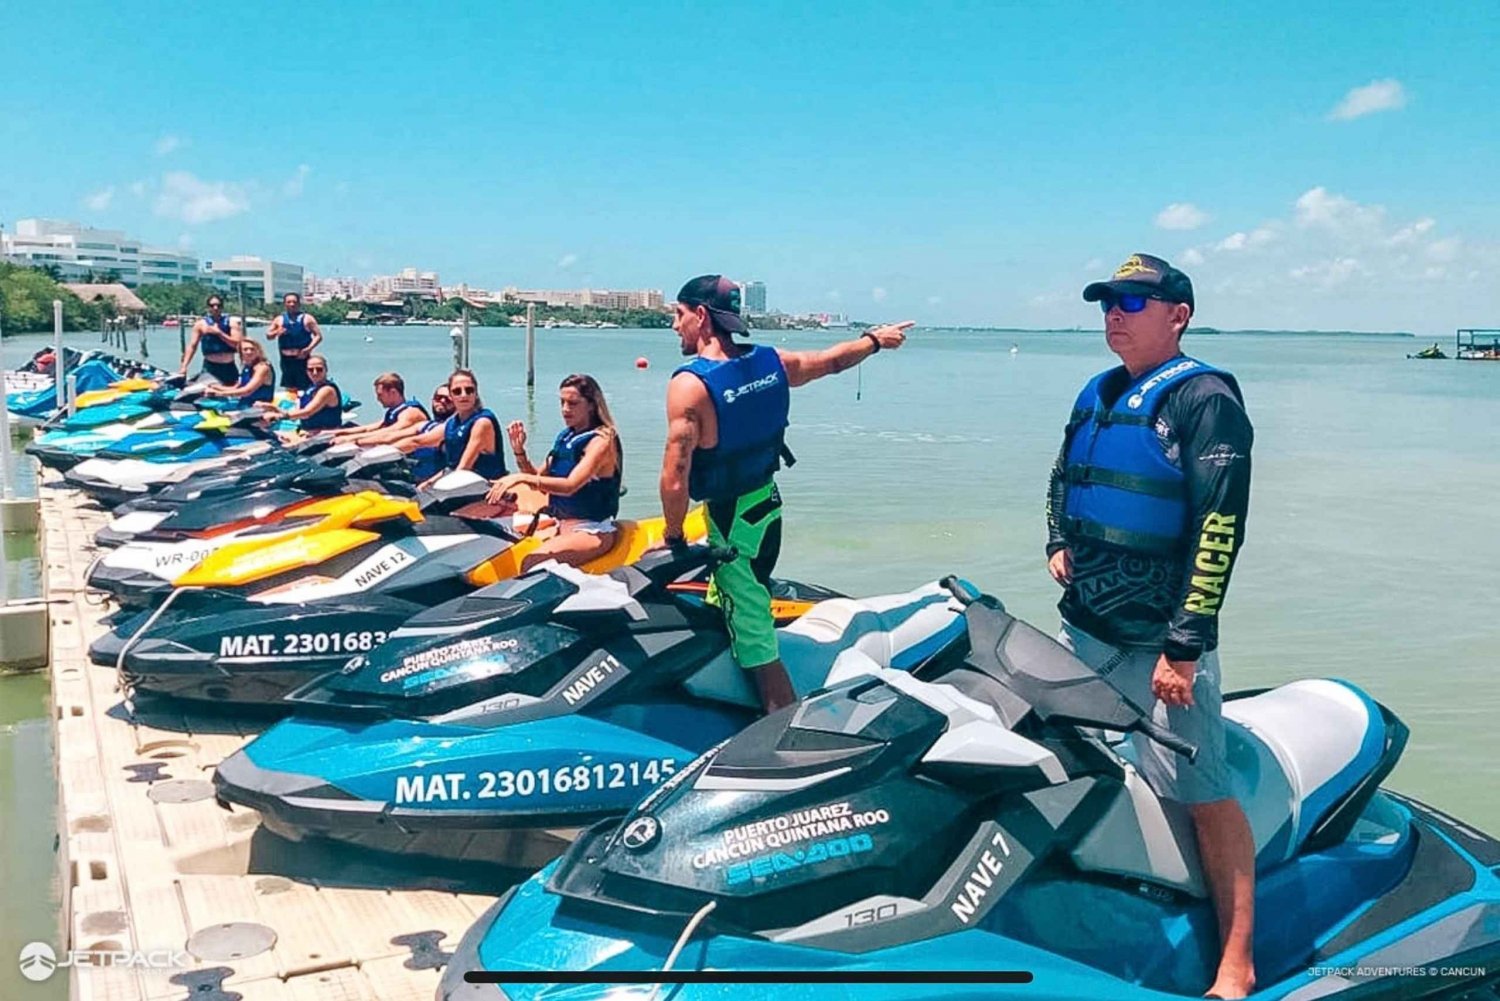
[681,582,965,709]
[1071,679,1393,897]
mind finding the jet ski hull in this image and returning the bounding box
[441,790,1499,1001]
[215,712,746,859]
[213,577,962,863]
[93,594,433,704]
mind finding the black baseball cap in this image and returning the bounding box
[1083,254,1195,313]
[676,275,747,335]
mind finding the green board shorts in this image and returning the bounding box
[705,481,783,669]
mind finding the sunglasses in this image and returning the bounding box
[308,366,327,373]
[208,302,223,309]
[450,386,476,396]
[1099,293,1176,314]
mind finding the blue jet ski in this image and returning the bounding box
[437,582,1500,1001]
[5,354,155,426]
[212,548,952,866]
[27,408,216,472]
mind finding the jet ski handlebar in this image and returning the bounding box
[1135,717,1199,762]
[939,574,1198,762]
[638,543,740,582]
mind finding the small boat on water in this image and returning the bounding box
[161,318,180,328]
[1408,343,1447,360]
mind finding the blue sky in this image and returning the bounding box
[3,1,1497,334]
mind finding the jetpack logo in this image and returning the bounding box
[18,943,55,983]
[18,941,190,982]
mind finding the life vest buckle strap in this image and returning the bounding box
[1061,515,1182,558]
[1064,463,1181,499]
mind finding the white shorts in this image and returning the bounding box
[562,519,617,536]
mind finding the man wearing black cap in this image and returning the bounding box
[659,274,912,714]
[1047,254,1256,998]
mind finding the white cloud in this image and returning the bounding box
[1386,217,1435,246]
[871,287,888,303]
[128,180,148,199]
[557,253,578,269]
[1294,186,1385,235]
[1161,185,1500,332]
[283,164,311,197]
[827,290,841,301]
[83,187,114,211]
[1327,79,1407,121]
[153,171,250,224]
[1426,237,1461,262]
[1083,257,1104,272]
[1289,256,1365,287]
[926,295,943,305]
[177,233,193,250]
[154,134,185,156]
[1155,202,1209,231]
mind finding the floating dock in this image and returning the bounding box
[40,475,501,1001]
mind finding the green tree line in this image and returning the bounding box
[1,263,687,333]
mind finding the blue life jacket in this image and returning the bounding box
[411,419,446,481]
[382,398,427,428]
[298,380,343,432]
[443,408,506,478]
[546,427,621,522]
[236,362,275,405]
[1061,355,1241,557]
[201,313,234,355]
[278,311,312,351]
[674,345,793,502]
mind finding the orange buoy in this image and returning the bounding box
[635,357,649,369]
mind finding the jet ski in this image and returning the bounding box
[62,432,272,506]
[93,445,415,548]
[90,476,707,705]
[87,489,443,608]
[437,582,1500,1001]
[26,409,217,472]
[212,545,910,864]
[5,352,151,426]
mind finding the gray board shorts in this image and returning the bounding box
[1057,620,1231,805]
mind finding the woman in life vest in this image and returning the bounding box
[203,335,275,405]
[397,369,505,487]
[486,373,623,571]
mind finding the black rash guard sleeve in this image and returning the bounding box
[1045,438,1069,557]
[1161,377,1254,661]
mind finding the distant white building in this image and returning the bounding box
[1,218,198,287]
[501,287,664,309]
[446,282,496,304]
[366,267,441,301]
[303,273,365,302]
[205,256,305,304]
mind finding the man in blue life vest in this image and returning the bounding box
[1047,253,1256,999]
[266,291,323,391]
[658,274,912,714]
[179,294,242,384]
[331,372,429,442]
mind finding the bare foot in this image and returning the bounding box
[1204,965,1255,999]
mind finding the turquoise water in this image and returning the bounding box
[0,425,64,1000]
[1,325,1496,963]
